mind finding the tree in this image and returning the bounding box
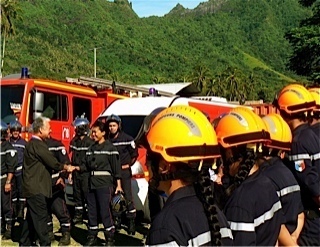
[1,0,20,75]
[286,0,320,83]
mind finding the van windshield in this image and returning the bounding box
[1,85,25,123]
[98,115,146,139]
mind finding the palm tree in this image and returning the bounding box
[192,64,211,93]
[1,0,20,75]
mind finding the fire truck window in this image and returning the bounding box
[72,97,92,122]
[29,91,68,122]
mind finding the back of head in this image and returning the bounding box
[262,113,292,151]
[9,120,22,132]
[146,105,221,164]
[32,116,50,134]
[0,120,8,140]
[274,84,315,116]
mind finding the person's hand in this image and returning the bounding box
[65,165,76,173]
[68,173,73,184]
[56,177,65,187]
[4,182,11,192]
[115,186,124,194]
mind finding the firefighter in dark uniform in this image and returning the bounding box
[46,136,72,246]
[19,117,76,246]
[274,84,320,246]
[308,87,320,135]
[78,121,122,246]
[0,120,17,240]
[106,114,138,235]
[70,116,94,225]
[215,107,296,246]
[261,113,304,243]
[140,106,233,246]
[9,120,27,220]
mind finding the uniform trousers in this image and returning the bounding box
[1,179,13,225]
[87,186,113,236]
[47,188,71,233]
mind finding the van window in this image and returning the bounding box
[73,97,92,122]
[98,115,145,139]
[29,91,68,123]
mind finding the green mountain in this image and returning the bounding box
[2,0,311,101]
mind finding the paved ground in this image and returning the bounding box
[1,216,149,246]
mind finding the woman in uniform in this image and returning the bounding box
[215,107,297,246]
[78,121,123,246]
[140,105,233,246]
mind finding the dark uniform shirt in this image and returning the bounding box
[310,122,320,137]
[288,124,320,211]
[70,136,94,166]
[224,169,284,246]
[46,137,70,186]
[22,137,65,198]
[82,140,121,190]
[9,137,27,176]
[260,157,304,233]
[146,185,234,246]
[1,141,18,182]
[109,132,138,166]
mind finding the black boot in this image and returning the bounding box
[127,218,135,235]
[17,202,25,219]
[72,214,83,225]
[48,231,55,242]
[58,232,71,246]
[104,230,115,247]
[85,235,97,246]
[114,217,121,231]
[2,224,12,240]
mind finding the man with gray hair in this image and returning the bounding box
[19,117,77,246]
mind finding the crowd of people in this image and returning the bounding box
[0,83,319,246]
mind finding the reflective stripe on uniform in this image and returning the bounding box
[52,173,60,179]
[220,227,233,239]
[112,142,132,146]
[229,200,282,232]
[16,166,23,171]
[70,145,89,151]
[61,223,71,227]
[289,154,311,161]
[86,151,119,155]
[11,144,25,149]
[89,226,99,230]
[91,171,111,176]
[277,185,300,197]
[0,149,17,155]
[75,206,83,210]
[105,226,115,231]
[48,146,66,151]
[311,152,320,161]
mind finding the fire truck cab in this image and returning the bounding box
[0,69,128,148]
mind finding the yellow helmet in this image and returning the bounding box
[275,84,315,114]
[146,105,221,163]
[215,107,270,148]
[308,87,320,112]
[262,113,292,151]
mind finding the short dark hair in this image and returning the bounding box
[91,121,106,133]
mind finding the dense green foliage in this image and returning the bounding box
[286,0,320,83]
[1,0,312,102]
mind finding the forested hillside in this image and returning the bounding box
[1,0,312,101]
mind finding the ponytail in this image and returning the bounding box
[194,168,221,246]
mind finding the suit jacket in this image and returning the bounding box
[22,137,64,198]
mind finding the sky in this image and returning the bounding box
[130,0,208,18]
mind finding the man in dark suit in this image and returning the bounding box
[19,117,76,246]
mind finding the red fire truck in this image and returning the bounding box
[1,69,165,149]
